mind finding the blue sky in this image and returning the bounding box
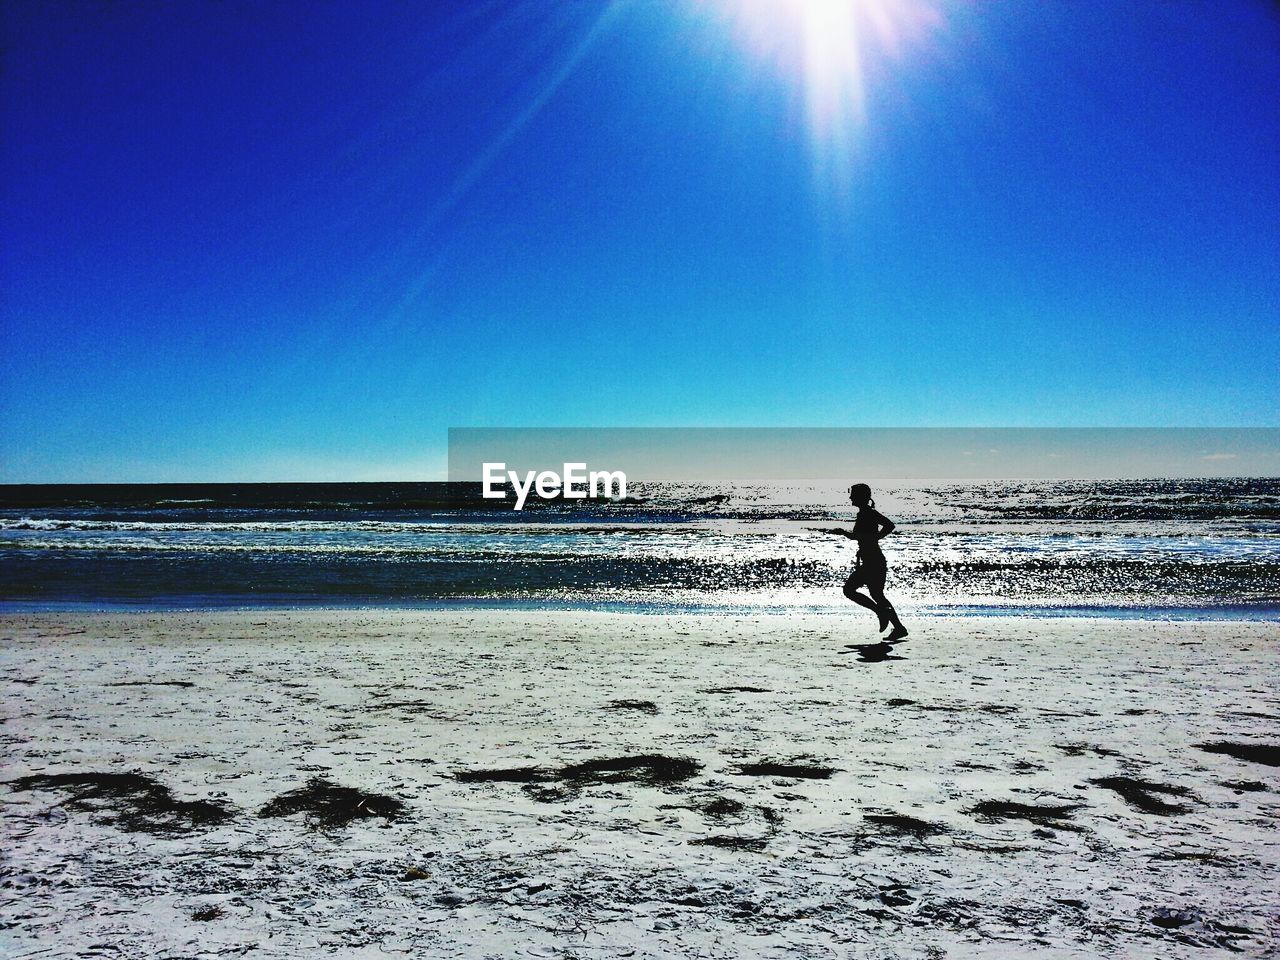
[2,0,1277,481]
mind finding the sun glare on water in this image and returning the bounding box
[712,0,944,194]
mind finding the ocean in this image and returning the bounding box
[1,479,1277,617]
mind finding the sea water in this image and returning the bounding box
[1,479,1277,617]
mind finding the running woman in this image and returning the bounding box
[837,483,908,643]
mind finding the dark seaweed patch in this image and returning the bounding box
[1055,742,1122,758]
[367,700,437,711]
[1219,779,1267,792]
[969,799,1084,827]
[699,796,747,819]
[454,766,554,784]
[658,794,748,820]
[1152,849,1234,865]
[9,771,234,835]
[690,835,769,852]
[918,702,1017,715]
[605,699,659,715]
[699,686,771,694]
[734,761,836,780]
[864,813,947,837]
[1197,742,1280,767]
[457,754,702,803]
[259,777,407,829]
[365,700,455,719]
[522,783,580,803]
[1089,776,1196,815]
[1151,907,1201,929]
[561,754,701,787]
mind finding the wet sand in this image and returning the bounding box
[1,610,1277,958]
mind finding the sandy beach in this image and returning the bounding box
[1,610,1277,958]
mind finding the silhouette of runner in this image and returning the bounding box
[835,483,908,643]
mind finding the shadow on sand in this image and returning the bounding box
[841,642,908,663]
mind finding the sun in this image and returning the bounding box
[712,0,944,194]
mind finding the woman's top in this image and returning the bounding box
[852,507,885,557]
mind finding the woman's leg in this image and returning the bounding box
[867,567,907,640]
[843,572,884,622]
[867,584,901,629]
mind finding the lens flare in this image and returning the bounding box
[713,0,943,195]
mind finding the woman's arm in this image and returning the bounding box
[875,511,896,539]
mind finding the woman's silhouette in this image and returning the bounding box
[837,483,908,643]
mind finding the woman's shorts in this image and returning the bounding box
[844,551,887,593]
